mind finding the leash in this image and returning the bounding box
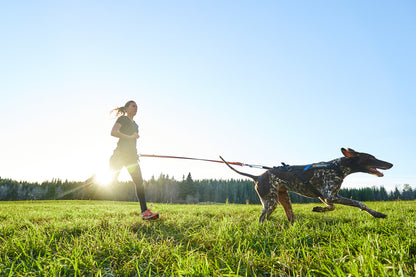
[139,154,340,198]
[139,154,272,170]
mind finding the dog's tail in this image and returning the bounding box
[219,156,260,182]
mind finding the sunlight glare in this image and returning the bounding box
[94,170,114,187]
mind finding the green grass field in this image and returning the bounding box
[0,200,415,276]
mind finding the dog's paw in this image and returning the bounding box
[312,206,325,212]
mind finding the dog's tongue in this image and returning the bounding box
[370,168,384,177]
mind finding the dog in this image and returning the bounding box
[220,148,393,223]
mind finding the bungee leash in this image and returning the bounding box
[139,154,272,170]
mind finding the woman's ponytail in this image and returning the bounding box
[110,100,135,117]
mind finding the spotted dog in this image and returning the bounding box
[220,148,393,223]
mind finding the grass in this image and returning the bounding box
[0,200,415,276]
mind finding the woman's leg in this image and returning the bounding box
[111,152,157,218]
[126,162,148,212]
[109,152,123,184]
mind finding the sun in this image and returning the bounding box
[94,170,114,187]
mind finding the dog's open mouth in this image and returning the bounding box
[368,160,393,177]
[369,168,384,177]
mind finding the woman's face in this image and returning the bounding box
[126,101,138,117]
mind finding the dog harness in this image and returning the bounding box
[274,161,342,197]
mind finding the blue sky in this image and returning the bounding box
[1,1,415,190]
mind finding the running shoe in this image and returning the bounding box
[141,210,159,220]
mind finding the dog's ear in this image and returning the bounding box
[341,148,358,157]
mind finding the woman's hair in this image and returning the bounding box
[111,100,136,117]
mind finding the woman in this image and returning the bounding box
[110,100,159,220]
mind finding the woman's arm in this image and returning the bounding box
[111,122,139,139]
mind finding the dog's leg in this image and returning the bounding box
[259,197,278,223]
[259,209,267,223]
[326,195,387,218]
[312,197,335,213]
[278,189,296,222]
[258,197,268,223]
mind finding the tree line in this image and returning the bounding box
[0,174,415,203]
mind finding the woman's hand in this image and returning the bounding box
[130,132,140,139]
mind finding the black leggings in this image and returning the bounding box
[110,151,147,212]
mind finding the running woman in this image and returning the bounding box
[110,100,159,220]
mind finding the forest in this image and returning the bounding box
[1,173,415,204]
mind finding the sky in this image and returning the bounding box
[1,1,415,191]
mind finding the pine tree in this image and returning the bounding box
[178,173,195,202]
